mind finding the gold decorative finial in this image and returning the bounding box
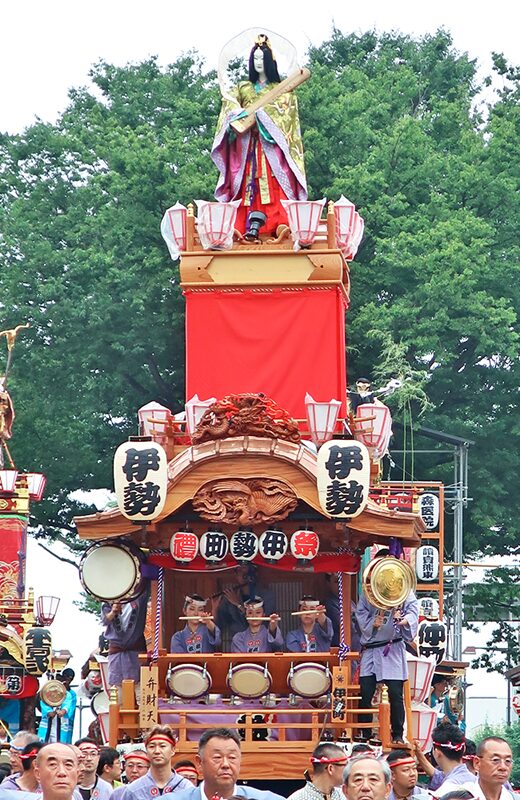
[0,324,30,352]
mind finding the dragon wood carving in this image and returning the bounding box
[191,393,301,445]
[192,478,298,525]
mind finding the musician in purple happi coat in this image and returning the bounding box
[286,596,333,653]
[231,597,283,653]
[102,586,149,688]
[356,589,418,743]
[170,595,222,653]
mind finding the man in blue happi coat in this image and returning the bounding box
[170,595,221,654]
[356,589,418,744]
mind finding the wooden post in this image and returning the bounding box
[186,203,195,251]
[403,679,414,746]
[108,686,119,747]
[379,684,392,750]
[327,200,336,249]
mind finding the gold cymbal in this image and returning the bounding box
[363,556,416,610]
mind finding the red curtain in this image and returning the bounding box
[185,287,347,420]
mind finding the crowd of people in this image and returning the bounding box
[0,724,514,800]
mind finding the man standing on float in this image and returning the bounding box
[356,588,418,743]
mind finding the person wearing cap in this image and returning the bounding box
[2,732,39,786]
[429,676,449,722]
[174,727,284,800]
[355,589,418,744]
[287,743,347,800]
[341,754,392,800]
[111,750,150,800]
[73,739,112,800]
[0,740,45,792]
[123,726,192,800]
[170,596,222,654]
[231,598,283,653]
[173,762,198,787]
[386,751,429,800]
[39,670,77,744]
[415,723,475,794]
[101,588,149,692]
[286,597,333,653]
[461,736,514,800]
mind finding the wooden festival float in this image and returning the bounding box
[74,27,463,781]
[0,326,63,736]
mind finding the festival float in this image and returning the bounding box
[0,325,64,737]
[74,28,466,779]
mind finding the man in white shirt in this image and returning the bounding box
[461,737,514,800]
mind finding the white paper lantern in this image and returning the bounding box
[200,530,228,562]
[419,493,440,531]
[317,440,370,518]
[416,545,439,582]
[417,619,447,665]
[170,530,199,564]
[406,655,437,703]
[258,528,288,562]
[418,597,439,620]
[113,439,167,522]
[410,701,437,750]
[290,529,319,563]
[230,529,258,563]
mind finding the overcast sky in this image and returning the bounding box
[2,0,519,134]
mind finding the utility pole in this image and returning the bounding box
[452,442,470,661]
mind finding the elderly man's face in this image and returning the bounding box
[475,740,513,787]
[34,744,78,799]
[343,759,391,800]
[197,736,241,792]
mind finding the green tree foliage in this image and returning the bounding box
[0,30,518,575]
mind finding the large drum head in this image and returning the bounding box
[91,690,110,716]
[80,543,144,602]
[288,663,331,698]
[167,665,211,700]
[227,664,271,699]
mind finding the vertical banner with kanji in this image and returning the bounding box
[331,665,348,725]
[0,517,26,599]
[140,666,159,729]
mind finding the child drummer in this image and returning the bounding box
[286,595,333,653]
[231,596,283,653]
[170,594,222,653]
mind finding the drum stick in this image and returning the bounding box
[291,609,322,616]
[246,616,279,622]
[179,615,214,621]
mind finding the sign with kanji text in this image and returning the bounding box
[140,665,159,729]
[417,619,447,665]
[416,545,439,582]
[290,529,319,563]
[258,529,288,563]
[24,626,52,675]
[331,665,348,725]
[317,440,370,518]
[114,440,167,522]
[419,493,440,531]
[170,530,198,563]
[200,530,228,562]
[230,530,258,562]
